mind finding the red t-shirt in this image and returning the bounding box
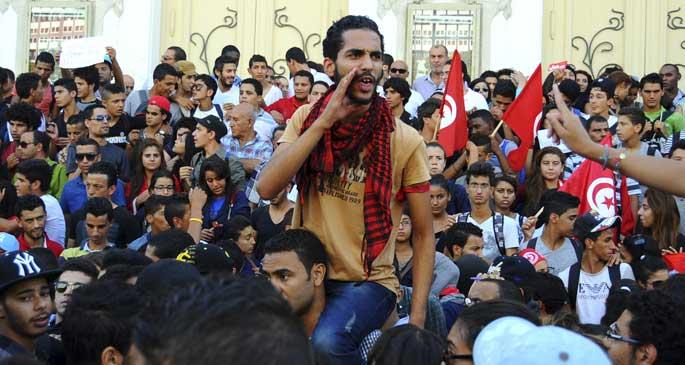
[18,233,64,257]
[264,96,306,123]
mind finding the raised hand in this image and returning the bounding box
[317,67,368,129]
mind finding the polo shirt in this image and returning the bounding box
[59,176,127,214]
[18,234,63,257]
[264,96,306,122]
[644,106,685,136]
[412,75,444,100]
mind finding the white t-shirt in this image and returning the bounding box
[213,85,239,107]
[462,213,520,261]
[263,84,283,106]
[464,88,489,112]
[404,89,424,118]
[559,263,634,325]
[192,105,221,120]
[41,194,66,246]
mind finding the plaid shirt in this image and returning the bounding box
[227,134,273,162]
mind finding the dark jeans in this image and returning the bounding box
[311,280,396,365]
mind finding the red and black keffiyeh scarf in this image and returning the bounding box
[296,85,395,272]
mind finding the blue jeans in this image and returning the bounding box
[311,280,396,365]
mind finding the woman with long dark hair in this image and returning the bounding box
[520,147,565,216]
[638,188,684,251]
[126,139,179,212]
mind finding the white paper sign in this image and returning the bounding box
[59,37,108,69]
[537,129,571,154]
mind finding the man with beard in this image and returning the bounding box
[0,250,60,359]
[33,52,55,118]
[257,15,433,364]
[212,55,240,116]
[15,195,63,257]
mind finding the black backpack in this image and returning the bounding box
[526,236,583,263]
[567,263,621,310]
[457,212,506,255]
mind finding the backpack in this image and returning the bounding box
[642,110,674,144]
[457,212,506,255]
[191,104,224,120]
[567,263,621,310]
[526,236,583,263]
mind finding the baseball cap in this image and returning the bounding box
[573,211,620,241]
[175,61,197,76]
[492,255,536,286]
[148,95,171,114]
[473,317,611,365]
[196,115,228,140]
[0,233,19,253]
[176,244,237,275]
[590,77,616,99]
[518,248,547,267]
[0,251,62,294]
[103,54,113,67]
[136,259,202,297]
[454,254,490,294]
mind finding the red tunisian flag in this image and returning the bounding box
[559,135,635,236]
[501,64,543,171]
[437,50,468,156]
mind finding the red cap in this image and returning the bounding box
[518,248,547,266]
[148,95,171,113]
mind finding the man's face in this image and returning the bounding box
[485,76,497,92]
[640,82,663,109]
[440,64,450,85]
[95,62,112,85]
[13,173,32,197]
[276,77,289,96]
[671,148,685,161]
[262,251,321,315]
[229,104,254,138]
[659,65,680,91]
[492,95,514,113]
[239,83,260,107]
[75,144,99,175]
[103,92,126,118]
[216,63,237,88]
[626,86,638,105]
[16,132,39,161]
[248,61,268,82]
[327,29,383,105]
[588,229,618,262]
[468,117,491,136]
[191,79,210,101]
[426,146,446,175]
[615,115,641,143]
[54,86,75,108]
[589,88,612,115]
[605,310,638,365]
[124,75,135,96]
[587,120,610,143]
[154,75,178,97]
[467,280,500,304]
[389,61,409,80]
[85,107,110,137]
[9,120,29,141]
[54,271,93,317]
[462,235,485,257]
[34,61,54,82]
[66,123,86,145]
[429,46,447,74]
[145,105,165,128]
[85,213,110,244]
[18,206,46,241]
[161,49,176,65]
[146,207,169,234]
[85,173,113,199]
[0,278,52,339]
[552,208,578,237]
[384,87,403,109]
[293,76,312,101]
[310,83,328,103]
[467,175,492,205]
[74,77,91,98]
[181,74,196,94]
[615,82,630,103]
[193,124,212,149]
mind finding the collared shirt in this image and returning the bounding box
[412,75,444,100]
[264,96,306,122]
[227,134,273,163]
[59,175,127,214]
[673,89,685,109]
[254,108,278,141]
[18,234,63,257]
[128,232,152,251]
[61,240,114,260]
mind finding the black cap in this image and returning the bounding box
[0,251,62,294]
[492,255,536,286]
[136,259,202,297]
[590,77,616,99]
[196,115,227,141]
[573,211,620,242]
[454,254,490,295]
[176,244,237,275]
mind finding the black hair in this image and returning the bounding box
[558,79,580,102]
[585,115,608,132]
[67,113,86,127]
[101,248,152,270]
[539,190,579,225]
[54,77,77,93]
[492,79,516,99]
[0,67,12,86]
[617,106,646,131]
[240,77,263,96]
[223,215,253,241]
[307,61,324,73]
[73,66,100,90]
[285,47,307,64]
[425,141,446,156]
[469,77,488,90]
[75,137,100,154]
[153,63,179,82]
[494,174,518,192]
[661,63,680,75]
[82,103,107,120]
[367,324,445,365]
[417,98,441,123]
[293,70,314,87]
[639,72,662,90]
[477,278,524,302]
[263,229,328,279]
[383,77,411,105]
[213,55,239,78]
[382,53,394,67]
[164,195,189,228]
[14,194,45,218]
[480,70,497,80]
[86,197,113,221]
[0,182,17,220]
[631,255,668,288]
[672,139,685,155]
[168,46,187,61]
[441,222,483,253]
[15,73,41,99]
[660,274,685,303]
[469,133,491,152]
[322,15,384,61]
[148,228,194,259]
[601,279,641,327]
[221,45,240,58]
[27,130,50,155]
[98,264,145,283]
[429,174,450,192]
[133,278,314,365]
[198,155,235,198]
[61,281,143,365]
[195,74,218,97]
[101,83,126,100]
[6,102,41,130]
[532,272,568,315]
[16,159,51,193]
[248,54,268,69]
[272,124,287,140]
[61,258,99,281]
[454,299,541,350]
[467,109,497,127]
[312,80,330,91]
[145,194,171,217]
[465,161,495,186]
[497,68,515,78]
[88,161,118,187]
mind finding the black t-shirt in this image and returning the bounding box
[68,205,142,248]
[251,206,293,259]
[106,114,145,149]
[50,113,69,138]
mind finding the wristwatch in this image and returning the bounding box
[611,150,627,171]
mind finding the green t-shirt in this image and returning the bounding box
[644,107,685,136]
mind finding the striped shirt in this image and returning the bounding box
[564,152,586,180]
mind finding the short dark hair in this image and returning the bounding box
[221,45,240,58]
[618,106,646,131]
[168,46,187,61]
[35,51,56,68]
[416,98,441,125]
[6,103,41,130]
[62,281,143,365]
[429,174,449,192]
[153,63,179,82]
[101,84,126,100]
[86,197,113,221]
[196,74,218,97]
[466,161,495,186]
[73,66,100,90]
[213,55,239,78]
[492,79,516,99]
[263,229,328,278]
[383,77,411,105]
[75,137,100,154]
[88,161,118,187]
[469,133,492,153]
[61,258,99,281]
[145,194,171,217]
[27,130,50,155]
[531,272,568,315]
[631,255,668,287]
[82,104,106,120]
[223,215,253,241]
[468,109,497,128]
[16,159,51,193]
[480,70,497,80]
[285,47,307,64]
[101,249,152,269]
[293,70,314,87]
[67,114,86,127]
[494,174,518,192]
[240,78,263,96]
[248,54,268,69]
[497,68,515,78]
[608,70,632,87]
[442,222,483,251]
[148,228,194,259]
[672,139,685,155]
[425,141,445,156]
[367,324,445,365]
[558,79,580,102]
[639,72,662,90]
[15,73,41,99]
[164,195,189,227]
[322,15,384,61]
[54,77,77,93]
[382,53,394,67]
[585,115,608,132]
[540,190,579,224]
[15,194,45,218]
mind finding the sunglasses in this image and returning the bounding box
[90,115,112,122]
[390,68,407,74]
[18,141,34,148]
[54,281,87,293]
[474,87,489,92]
[76,153,98,161]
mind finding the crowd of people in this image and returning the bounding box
[0,14,683,365]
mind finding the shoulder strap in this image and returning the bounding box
[647,143,659,156]
[670,131,682,156]
[214,104,224,120]
[493,213,506,255]
[570,238,584,262]
[568,262,581,310]
[608,264,621,285]
[660,110,675,122]
[399,258,414,278]
[526,237,538,249]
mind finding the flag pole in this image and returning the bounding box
[432,120,439,141]
[490,120,505,138]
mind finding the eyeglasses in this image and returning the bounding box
[606,322,642,345]
[18,141,34,148]
[390,68,407,74]
[76,153,98,161]
[191,84,205,91]
[154,185,175,192]
[89,115,112,122]
[54,281,87,293]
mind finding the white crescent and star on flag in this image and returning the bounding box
[586,177,617,218]
[440,94,458,129]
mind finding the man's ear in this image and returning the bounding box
[172,216,183,229]
[452,246,462,259]
[311,263,326,286]
[145,213,154,226]
[323,58,335,79]
[636,343,658,365]
[100,346,125,365]
[29,180,41,194]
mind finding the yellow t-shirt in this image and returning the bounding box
[280,104,430,293]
